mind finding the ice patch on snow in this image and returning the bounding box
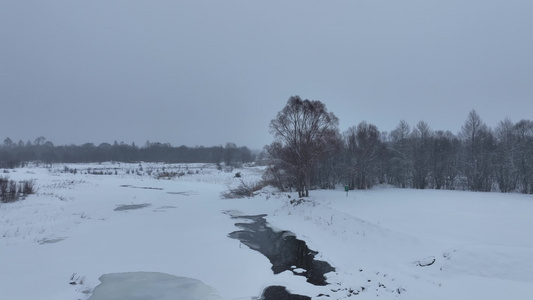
[89,272,221,300]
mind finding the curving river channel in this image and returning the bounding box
[228,213,335,299]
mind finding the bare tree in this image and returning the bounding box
[459,110,495,191]
[388,120,412,188]
[494,119,519,192]
[267,96,339,197]
[33,136,46,146]
[431,130,460,190]
[411,121,432,189]
[514,120,533,193]
[344,122,384,189]
[3,137,13,148]
[314,131,343,189]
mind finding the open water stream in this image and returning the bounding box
[228,213,335,299]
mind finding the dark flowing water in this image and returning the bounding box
[259,286,311,300]
[228,214,335,286]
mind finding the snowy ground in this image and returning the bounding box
[1,163,532,300]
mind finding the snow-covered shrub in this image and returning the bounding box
[21,179,35,195]
[156,171,179,179]
[0,176,36,203]
[220,179,267,199]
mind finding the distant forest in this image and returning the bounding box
[0,138,254,167]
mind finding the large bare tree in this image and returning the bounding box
[267,96,339,197]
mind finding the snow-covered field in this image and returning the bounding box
[1,163,532,300]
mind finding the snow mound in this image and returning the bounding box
[89,272,221,300]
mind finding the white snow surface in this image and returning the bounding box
[1,163,532,300]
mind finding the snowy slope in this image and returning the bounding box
[1,163,532,300]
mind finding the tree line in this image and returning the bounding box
[3,96,532,196]
[265,96,533,195]
[0,138,254,168]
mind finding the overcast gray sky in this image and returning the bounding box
[2,1,532,149]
